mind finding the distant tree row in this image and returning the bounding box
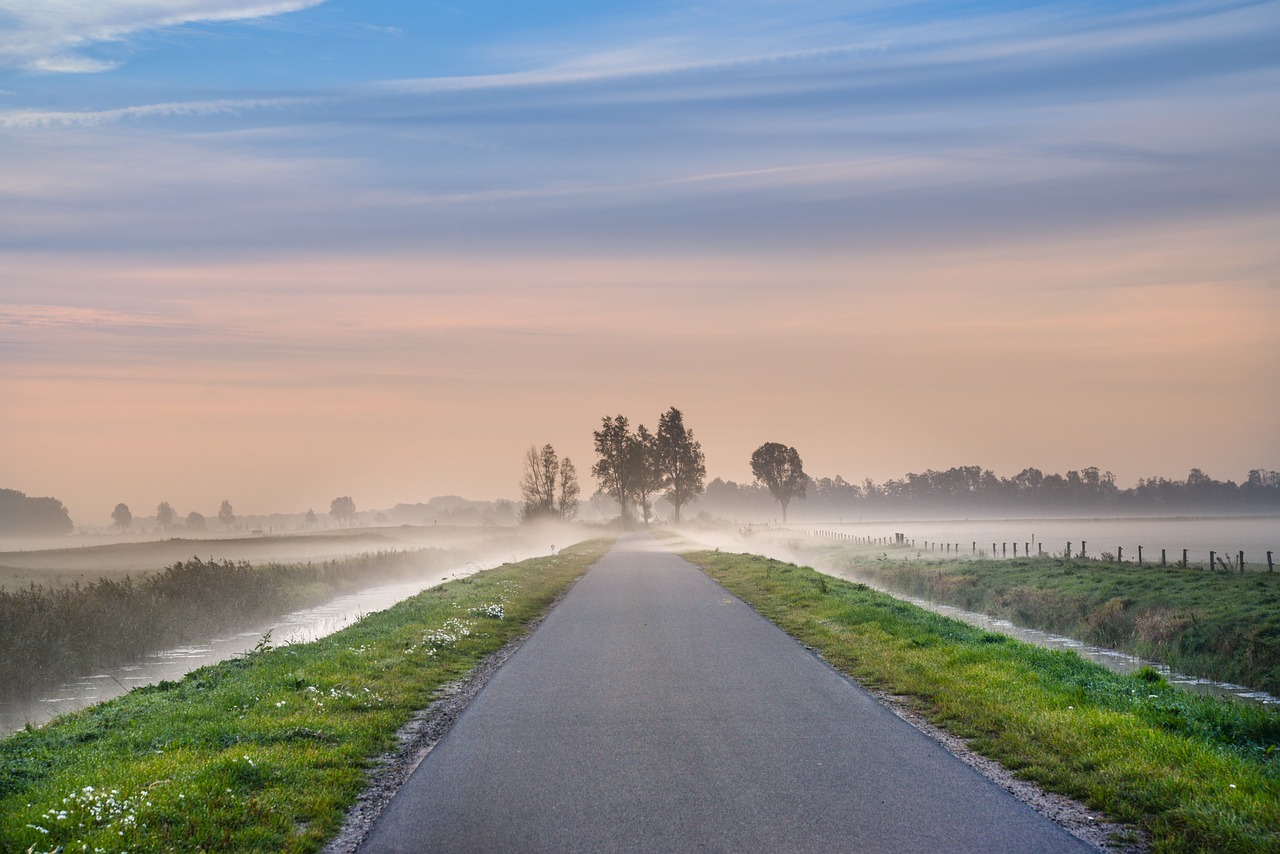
[0,488,73,537]
[699,466,1280,520]
[110,499,237,533]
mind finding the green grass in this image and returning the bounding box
[0,538,612,853]
[684,549,1280,853]
[807,547,1280,696]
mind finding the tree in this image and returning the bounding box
[156,501,177,532]
[111,502,133,532]
[0,489,73,537]
[654,406,706,524]
[330,496,356,527]
[558,457,581,521]
[218,499,235,530]
[520,444,560,521]
[750,442,808,523]
[592,415,638,525]
[631,424,663,527]
[305,508,318,527]
[186,511,206,531]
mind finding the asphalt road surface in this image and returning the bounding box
[358,534,1094,853]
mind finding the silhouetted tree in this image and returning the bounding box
[654,407,706,523]
[186,511,206,531]
[330,496,356,527]
[156,501,177,532]
[111,502,133,532]
[750,442,807,523]
[631,424,663,527]
[520,444,560,521]
[305,509,318,527]
[218,499,235,530]
[559,457,581,521]
[593,415,639,525]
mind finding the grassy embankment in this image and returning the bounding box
[800,544,1280,696]
[1,550,455,698]
[0,539,611,853]
[686,549,1280,853]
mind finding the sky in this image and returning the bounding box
[1,0,1278,525]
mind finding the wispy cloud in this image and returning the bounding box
[0,0,326,73]
[0,96,325,128]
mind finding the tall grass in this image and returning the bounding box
[0,551,439,699]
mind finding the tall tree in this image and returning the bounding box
[592,414,637,525]
[186,511,206,531]
[631,424,663,527]
[654,406,706,523]
[156,501,177,532]
[218,499,235,530]
[111,502,132,532]
[750,442,808,523]
[330,496,356,527]
[558,457,581,521]
[519,444,560,521]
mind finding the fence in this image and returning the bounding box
[763,526,1276,572]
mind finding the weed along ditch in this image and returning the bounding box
[0,539,613,853]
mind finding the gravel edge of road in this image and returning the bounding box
[323,567,1148,854]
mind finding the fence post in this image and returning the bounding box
[1269,551,1274,572]
[1014,542,1018,557]
[1240,551,1245,573]
[1210,550,1216,571]
[1138,545,1143,565]
[1117,546,1123,562]
[972,541,976,555]
[1002,543,1007,557]
[1081,540,1087,559]
[1161,548,1166,567]
[1066,542,1071,559]
[1182,548,1188,568]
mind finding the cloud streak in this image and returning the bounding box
[0,0,326,72]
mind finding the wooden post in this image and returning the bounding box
[1117,546,1123,562]
[972,541,976,555]
[1138,545,1143,565]
[1066,542,1072,559]
[1002,543,1007,557]
[993,542,997,557]
[1081,540,1087,559]
[1161,548,1166,567]
[1269,551,1274,572]
[1239,551,1245,573]
[1210,550,1215,571]
[1014,542,1018,557]
[1182,548,1188,568]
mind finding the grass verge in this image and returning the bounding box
[684,549,1280,853]
[0,538,611,853]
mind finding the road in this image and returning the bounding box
[358,533,1094,853]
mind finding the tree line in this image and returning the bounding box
[699,465,1280,520]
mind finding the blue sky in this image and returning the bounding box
[1,1,1278,520]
